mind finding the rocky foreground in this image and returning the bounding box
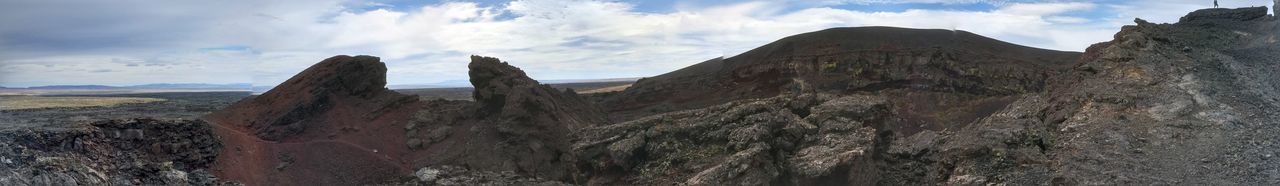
[2,7,1276,186]
[0,119,231,185]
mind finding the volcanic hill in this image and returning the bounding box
[205,55,423,185]
[603,27,1081,133]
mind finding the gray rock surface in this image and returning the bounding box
[380,165,569,186]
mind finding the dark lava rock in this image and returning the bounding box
[0,118,233,185]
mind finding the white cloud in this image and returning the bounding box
[996,2,1094,15]
[823,0,1043,5]
[1046,16,1089,24]
[313,0,1123,86]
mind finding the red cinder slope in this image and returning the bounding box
[204,55,421,185]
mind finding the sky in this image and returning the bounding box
[0,0,1274,88]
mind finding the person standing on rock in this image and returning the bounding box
[1214,0,1219,8]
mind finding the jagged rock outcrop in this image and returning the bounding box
[403,56,607,182]
[205,55,423,185]
[0,118,231,185]
[468,56,608,130]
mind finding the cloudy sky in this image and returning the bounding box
[0,0,1273,87]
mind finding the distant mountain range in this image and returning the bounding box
[387,77,642,89]
[16,83,252,90]
[9,77,641,92]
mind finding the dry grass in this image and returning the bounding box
[0,96,166,110]
[580,84,632,94]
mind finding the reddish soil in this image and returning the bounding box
[205,97,422,185]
